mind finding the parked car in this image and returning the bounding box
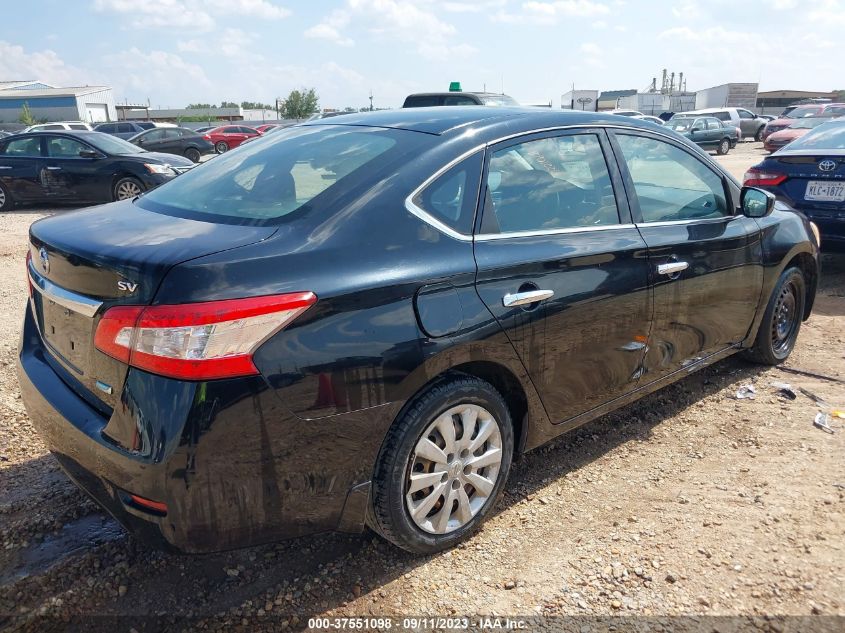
[254,124,281,133]
[632,115,665,125]
[23,121,93,133]
[206,125,261,153]
[94,121,157,139]
[763,116,837,153]
[0,131,12,139]
[763,104,845,140]
[608,109,644,117]
[18,108,819,555]
[194,126,216,134]
[758,115,775,122]
[681,107,767,141]
[128,127,214,163]
[746,118,844,250]
[665,115,737,154]
[403,92,519,107]
[0,131,194,211]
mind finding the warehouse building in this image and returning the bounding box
[755,89,841,115]
[694,83,758,110]
[0,80,116,124]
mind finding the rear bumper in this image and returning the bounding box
[17,305,386,553]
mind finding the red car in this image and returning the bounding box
[763,115,837,152]
[207,125,261,153]
[762,103,845,140]
[254,124,280,134]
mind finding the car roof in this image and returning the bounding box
[301,106,665,137]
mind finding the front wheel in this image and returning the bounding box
[717,138,731,155]
[113,176,144,201]
[369,375,514,554]
[745,266,806,365]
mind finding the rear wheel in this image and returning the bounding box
[745,266,806,365]
[113,177,144,201]
[184,147,201,163]
[717,138,731,155]
[369,375,514,554]
[0,182,13,212]
[215,141,229,153]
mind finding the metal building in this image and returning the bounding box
[0,81,117,124]
[694,83,758,110]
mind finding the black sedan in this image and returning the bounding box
[745,118,845,250]
[128,127,215,163]
[18,109,819,555]
[0,131,194,211]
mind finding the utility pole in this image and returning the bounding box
[369,90,374,111]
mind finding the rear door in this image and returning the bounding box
[0,136,45,202]
[737,109,757,137]
[473,129,652,423]
[609,130,763,382]
[135,128,166,151]
[154,128,184,155]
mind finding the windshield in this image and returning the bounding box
[788,117,833,130]
[138,125,427,224]
[785,122,845,150]
[789,106,823,119]
[88,133,145,155]
[480,95,519,106]
[666,118,695,131]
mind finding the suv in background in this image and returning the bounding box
[22,121,93,133]
[682,107,767,141]
[403,92,519,107]
[95,121,158,139]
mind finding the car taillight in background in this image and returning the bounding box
[94,292,316,380]
[743,168,787,187]
[203,134,211,140]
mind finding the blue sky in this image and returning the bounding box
[1,0,843,110]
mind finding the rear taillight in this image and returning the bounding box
[25,250,33,297]
[203,134,211,140]
[94,292,316,380]
[743,168,787,187]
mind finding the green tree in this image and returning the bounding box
[835,89,845,101]
[187,103,215,109]
[241,101,273,110]
[220,101,239,109]
[282,88,319,119]
[18,102,36,125]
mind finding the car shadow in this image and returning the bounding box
[0,355,767,628]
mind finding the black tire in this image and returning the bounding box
[215,141,228,154]
[184,147,201,163]
[755,126,765,142]
[113,176,144,201]
[716,138,731,155]
[745,266,806,365]
[0,181,13,212]
[369,374,514,554]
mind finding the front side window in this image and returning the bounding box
[411,152,482,235]
[46,136,89,158]
[2,137,42,156]
[616,134,728,223]
[483,133,619,234]
[738,109,755,119]
[144,129,167,141]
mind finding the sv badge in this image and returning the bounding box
[118,280,138,293]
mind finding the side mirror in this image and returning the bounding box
[740,186,775,218]
[78,150,101,159]
[690,127,700,134]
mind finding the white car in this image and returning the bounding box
[608,109,644,117]
[23,121,93,133]
[633,114,665,125]
[679,107,767,141]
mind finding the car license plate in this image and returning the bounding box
[805,181,845,202]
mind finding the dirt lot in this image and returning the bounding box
[0,142,843,632]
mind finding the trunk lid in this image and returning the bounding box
[773,154,845,215]
[28,200,277,413]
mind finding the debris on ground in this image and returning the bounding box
[813,412,835,434]
[735,384,756,399]
[770,382,797,400]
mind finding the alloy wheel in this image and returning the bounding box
[405,404,503,535]
[116,180,142,200]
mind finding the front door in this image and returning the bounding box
[473,129,652,423]
[609,131,764,382]
[42,135,104,202]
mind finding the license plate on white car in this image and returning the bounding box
[805,181,845,202]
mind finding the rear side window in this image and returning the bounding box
[139,125,423,224]
[711,112,730,121]
[706,119,721,131]
[616,134,728,223]
[411,152,483,235]
[482,133,619,234]
[403,96,441,108]
[117,123,134,133]
[97,123,116,133]
[2,137,42,156]
[443,96,478,106]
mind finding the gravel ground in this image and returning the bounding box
[0,143,843,632]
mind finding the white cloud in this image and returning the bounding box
[671,1,701,19]
[440,0,506,11]
[579,42,605,68]
[306,1,476,61]
[0,41,90,87]
[205,0,290,20]
[770,0,797,8]
[93,0,289,30]
[494,0,609,24]
[107,48,212,103]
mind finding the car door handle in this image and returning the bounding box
[45,166,62,171]
[657,261,689,276]
[502,289,554,307]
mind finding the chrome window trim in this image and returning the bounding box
[28,262,103,318]
[635,216,735,228]
[404,122,738,241]
[476,223,637,241]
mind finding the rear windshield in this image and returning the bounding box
[786,122,845,150]
[138,125,425,224]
